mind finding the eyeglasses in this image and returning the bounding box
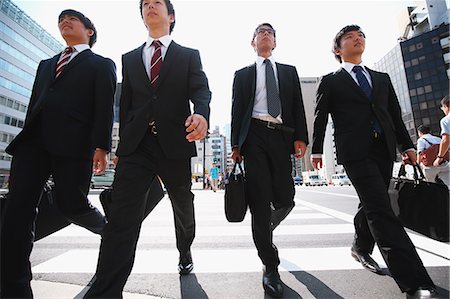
[256,28,275,35]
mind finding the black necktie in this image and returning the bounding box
[264,59,281,118]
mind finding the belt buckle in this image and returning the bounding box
[149,121,157,135]
[266,121,276,130]
[373,131,378,139]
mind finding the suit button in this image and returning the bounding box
[145,113,150,119]
[49,88,54,92]
[371,104,375,108]
[153,95,157,100]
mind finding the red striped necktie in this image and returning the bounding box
[150,40,162,88]
[55,47,74,78]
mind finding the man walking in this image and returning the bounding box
[0,9,116,297]
[311,24,436,299]
[231,23,308,298]
[84,0,211,297]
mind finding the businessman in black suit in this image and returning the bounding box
[84,0,211,297]
[231,23,308,298]
[0,9,116,298]
[311,25,436,299]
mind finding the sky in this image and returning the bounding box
[12,0,450,129]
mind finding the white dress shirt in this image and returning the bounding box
[142,35,172,78]
[252,56,282,124]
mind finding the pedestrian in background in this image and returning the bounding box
[416,124,449,186]
[432,95,450,186]
[231,22,308,298]
[0,9,116,297]
[311,24,436,299]
[209,163,219,192]
[83,0,211,297]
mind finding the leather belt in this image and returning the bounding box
[251,118,294,133]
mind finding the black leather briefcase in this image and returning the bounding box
[224,162,247,222]
[389,164,449,242]
[100,176,165,220]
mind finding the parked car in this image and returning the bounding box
[303,174,327,186]
[91,169,115,189]
[331,174,351,186]
[293,176,303,186]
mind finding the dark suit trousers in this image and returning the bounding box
[0,136,105,298]
[242,122,295,268]
[343,136,434,292]
[85,131,194,298]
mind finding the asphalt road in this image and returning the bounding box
[29,185,450,299]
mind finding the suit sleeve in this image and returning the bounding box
[118,55,132,142]
[92,58,117,151]
[311,75,331,154]
[188,49,211,123]
[291,67,309,145]
[231,71,244,148]
[386,74,414,152]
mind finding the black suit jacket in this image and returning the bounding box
[116,41,211,159]
[312,67,413,163]
[6,49,117,159]
[231,63,308,154]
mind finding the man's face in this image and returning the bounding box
[251,25,276,53]
[58,14,92,44]
[141,0,174,31]
[335,30,365,60]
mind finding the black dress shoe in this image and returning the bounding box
[406,287,439,299]
[178,251,193,275]
[351,247,383,275]
[262,268,284,298]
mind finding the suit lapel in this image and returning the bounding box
[275,63,288,114]
[156,41,181,91]
[49,54,59,79]
[248,63,256,100]
[335,67,368,101]
[366,67,380,102]
[129,44,153,92]
[54,49,93,81]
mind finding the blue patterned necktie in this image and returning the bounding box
[352,65,372,99]
[264,59,281,118]
[352,65,382,134]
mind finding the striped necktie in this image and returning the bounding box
[55,47,74,78]
[150,40,162,88]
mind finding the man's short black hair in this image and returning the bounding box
[332,24,365,63]
[441,95,450,107]
[418,124,431,134]
[58,9,97,47]
[139,0,175,34]
[253,23,276,40]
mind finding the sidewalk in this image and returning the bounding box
[31,280,164,299]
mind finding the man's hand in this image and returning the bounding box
[185,114,208,142]
[93,148,108,174]
[433,157,446,166]
[402,150,417,165]
[311,157,323,170]
[231,147,243,163]
[294,140,307,158]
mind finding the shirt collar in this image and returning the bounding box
[341,61,368,75]
[256,55,275,67]
[146,35,172,48]
[71,44,90,53]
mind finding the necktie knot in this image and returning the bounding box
[55,47,74,78]
[152,40,162,49]
[64,47,74,54]
[352,65,364,74]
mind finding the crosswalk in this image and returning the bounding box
[32,188,450,275]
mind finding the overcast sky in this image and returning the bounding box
[13,0,449,128]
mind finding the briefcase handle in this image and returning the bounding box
[231,162,244,175]
[398,163,426,182]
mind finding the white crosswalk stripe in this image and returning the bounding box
[32,188,450,276]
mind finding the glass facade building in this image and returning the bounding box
[0,0,63,173]
[374,23,449,143]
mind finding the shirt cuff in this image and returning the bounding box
[311,154,322,158]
